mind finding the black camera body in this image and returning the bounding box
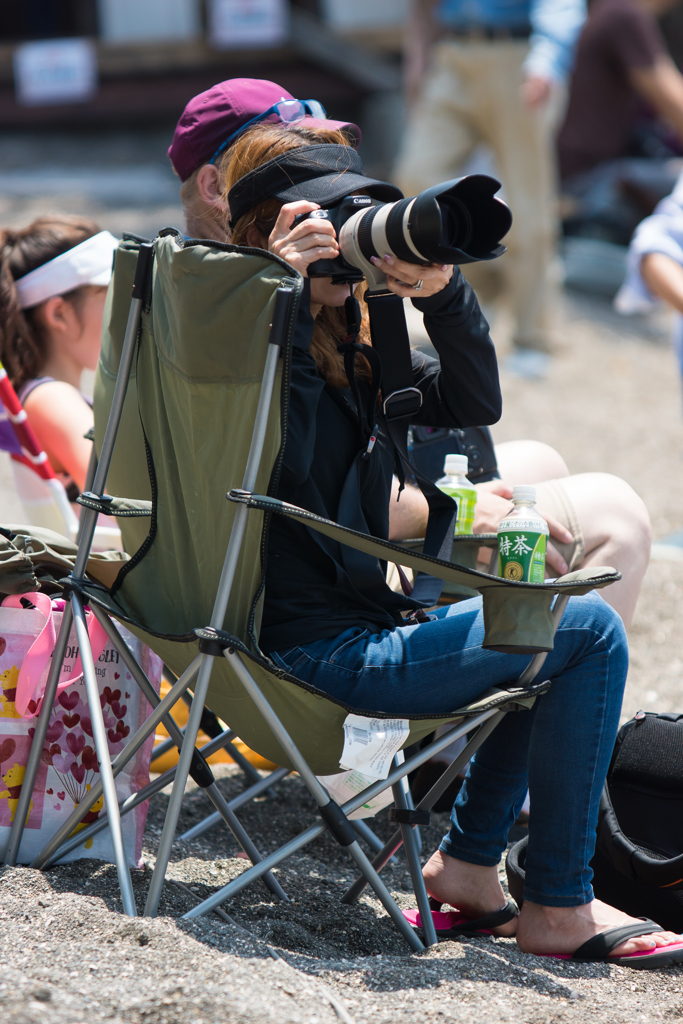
[293,174,512,290]
[293,195,375,284]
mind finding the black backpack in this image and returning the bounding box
[409,426,499,484]
[506,712,683,932]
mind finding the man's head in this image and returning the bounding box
[169,78,361,242]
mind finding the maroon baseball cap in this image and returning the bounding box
[169,78,361,182]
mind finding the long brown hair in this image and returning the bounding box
[0,215,101,389]
[225,123,373,388]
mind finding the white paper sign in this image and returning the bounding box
[317,768,394,820]
[14,39,97,107]
[209,0,289,49]
[97,0,201,44]
[320,0,408,30]
[340,714,409,780]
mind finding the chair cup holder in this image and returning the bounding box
[482,585,555,654]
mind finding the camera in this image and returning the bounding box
[293,174,512,289]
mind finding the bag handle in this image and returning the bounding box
[1,593,109,718]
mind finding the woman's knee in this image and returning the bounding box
[494,440,570,483]
[561,473,651,562]
[562,591,628,654]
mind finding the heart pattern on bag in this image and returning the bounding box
[58,691,79,712]
[110,701,127,721]
[46,721,63,743]
[107,720,130,745]
[0,611,162,860]
[0,738,16,763]
[65,733,85,756]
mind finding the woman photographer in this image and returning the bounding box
[170,77,651,633]
[225,123,683,967]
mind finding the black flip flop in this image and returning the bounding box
[540,918,683,969]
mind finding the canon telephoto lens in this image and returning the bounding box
[339,175,511,278]
[301,174,511,285]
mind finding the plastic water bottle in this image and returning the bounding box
[436,454,477,535]
[497,485,548,582]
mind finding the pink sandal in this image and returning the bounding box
[403,898,518,940]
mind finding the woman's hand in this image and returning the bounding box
[268,201,339,277]
[370,254,453,298]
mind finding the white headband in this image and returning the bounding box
[15,230,119,310]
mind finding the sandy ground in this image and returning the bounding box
[3,134,683,1022]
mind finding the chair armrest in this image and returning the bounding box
[76,494,152,517]
[229,491,620,596]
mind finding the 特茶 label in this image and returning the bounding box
[497,518,547,582]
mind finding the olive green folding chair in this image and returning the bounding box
[4,234,619,949]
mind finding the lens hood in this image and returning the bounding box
[409,174,512,265]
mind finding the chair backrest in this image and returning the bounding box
[94,232,294,643]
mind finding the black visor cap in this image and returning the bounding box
[228,144,403,226]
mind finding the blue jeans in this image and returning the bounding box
[270,592,628,907]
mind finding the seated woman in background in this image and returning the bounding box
[0,215,117,498]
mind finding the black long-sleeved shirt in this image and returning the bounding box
[259,269,502,652]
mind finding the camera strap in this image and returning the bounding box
[365,290,458,607]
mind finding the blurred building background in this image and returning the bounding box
[0,0,409,179]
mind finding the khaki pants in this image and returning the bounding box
[394,39,562,352]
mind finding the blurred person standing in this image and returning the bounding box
[615,167,683,389]
[394,0,586,356]
[559,0,683,237]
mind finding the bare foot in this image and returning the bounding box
[517,899,683,958]
[422,850,517,937]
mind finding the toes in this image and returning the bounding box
[654,931,683,947]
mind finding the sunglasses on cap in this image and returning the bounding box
[209,97,328,164]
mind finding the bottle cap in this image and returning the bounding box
[444,454,468,475]
[512,484,536,503]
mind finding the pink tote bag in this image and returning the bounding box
[0,595,162,866]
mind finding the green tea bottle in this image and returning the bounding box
[497,484,548,582]
[436,454,477,535]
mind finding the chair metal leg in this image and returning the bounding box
[178,767,291,843]
[202,782,288,901]
[181,713,495,926]
[95,610,267,810]
[391,755,437,948]
[403,774,422,854]
[342,713,504,905]
[48,742,287,864]
[221,650,426,950]
[351,819,396,863]
[16,245,153,901]
[72,591,136,916]
[345,840,424,952]
[144,653,218,916]
[3,602,74,865]
[183,821,326,920]
[179,687,262,786]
